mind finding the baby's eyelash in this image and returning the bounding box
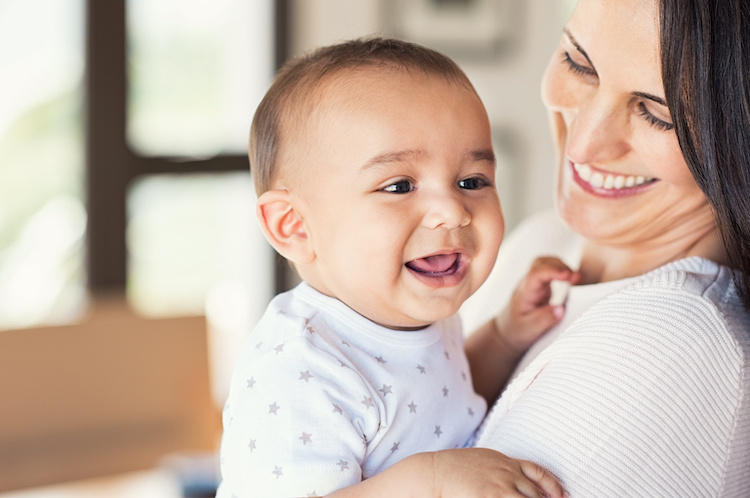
[381,179,416,194]
[637,102,675,131]
[458,176,492,190]
[562,52,596,77]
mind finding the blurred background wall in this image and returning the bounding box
[0,0,573,495]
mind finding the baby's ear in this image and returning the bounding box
[256,190,314,264]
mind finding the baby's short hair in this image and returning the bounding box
[249,36,476,194]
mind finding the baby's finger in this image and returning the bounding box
[519,460,567,498]
[519,305,565,335]
[514,479,550,498]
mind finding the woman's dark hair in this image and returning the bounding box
[659,0,750,308]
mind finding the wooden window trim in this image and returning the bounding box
[85,0,291,295]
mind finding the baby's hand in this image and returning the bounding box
[324,448,566,498]
[494,257,579,352]
[432,448,567,498]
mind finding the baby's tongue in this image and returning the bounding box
[406,253,457,273]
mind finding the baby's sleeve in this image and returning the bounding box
[216,337,381,498]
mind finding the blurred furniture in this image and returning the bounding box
[0,295,220,492]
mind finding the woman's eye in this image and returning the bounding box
[637,102,675,131]
[458,177,490,190]
[562,52,596,77]
[382,179,415,194]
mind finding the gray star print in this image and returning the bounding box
[269,402,280,415]
[416,364,426,374]
[434,425,443,438]
[299,432,312,445]
[390,442,400,453]
[274,343,285,354]
[299,370,313,382]
[361,396,375,409]
[408,401,417,413]
[246,377,256,389]
[443,386,449,397]
[332,403,344,415]
[248,439,257,451]
[379,384,393,397]
[337,459,350,471]
[376,356,387,364]
[272,466,283,479]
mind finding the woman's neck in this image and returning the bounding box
[577,224,727,285]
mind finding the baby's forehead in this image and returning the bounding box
[304,66,473,116]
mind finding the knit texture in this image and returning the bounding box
[472,223,750,496]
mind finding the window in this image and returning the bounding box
[0,0,288,331]
[0,0,86,329]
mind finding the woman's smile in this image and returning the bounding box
[569,160,657,197]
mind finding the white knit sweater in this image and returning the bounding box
[463,212,750,497]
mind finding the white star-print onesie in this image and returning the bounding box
[216,283,486,498]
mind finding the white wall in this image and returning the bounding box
[287,0,573,229]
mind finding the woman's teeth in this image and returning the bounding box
[574,163,653,189]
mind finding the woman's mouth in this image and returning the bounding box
[571,161,657,196]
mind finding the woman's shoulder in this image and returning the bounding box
[573,257,750,368]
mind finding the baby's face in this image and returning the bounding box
[289,68,504,330]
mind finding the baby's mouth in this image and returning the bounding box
[405,253,460,276]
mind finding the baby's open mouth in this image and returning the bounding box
[405,253,460,276]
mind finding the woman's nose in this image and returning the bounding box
[421,190,471,230]
[564,91,631,165]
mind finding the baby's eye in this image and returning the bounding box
[382,179,415,194]
[458,177,490,190]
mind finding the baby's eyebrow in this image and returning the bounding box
[360,149,425,171]
[472,149,496,166]
[361,148,496,171]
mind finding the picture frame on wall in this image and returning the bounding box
[385,0,521,61]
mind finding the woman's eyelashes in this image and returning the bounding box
[562,50,675,132]
[637,102,675,131]
[562,51,596,77]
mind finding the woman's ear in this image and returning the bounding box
[256,189,315,264]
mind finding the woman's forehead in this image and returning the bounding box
[567,0,664,95]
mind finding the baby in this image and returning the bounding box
[216,37,574,498]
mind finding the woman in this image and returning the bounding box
[464,0,750,495]
[330,0,750,495]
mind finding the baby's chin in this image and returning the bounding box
[378,307,461,331]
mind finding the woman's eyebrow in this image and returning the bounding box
[563,28,594,68]
[564,28,669,107]
[633,91,668,107]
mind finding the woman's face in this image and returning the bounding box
[542,0,715,250]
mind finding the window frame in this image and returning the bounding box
[84,0,291,297]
